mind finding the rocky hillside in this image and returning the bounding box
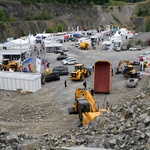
[0,1,147,41]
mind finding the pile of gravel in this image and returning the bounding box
[0,88,150,150]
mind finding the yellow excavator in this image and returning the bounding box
[116,60,140,78]
[68,88,107,126]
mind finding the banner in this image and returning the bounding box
[36,58,41,73]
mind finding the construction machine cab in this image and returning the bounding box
[75,64,84,70]
[2,59,9,65]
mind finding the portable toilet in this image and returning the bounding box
[94,60,111,93]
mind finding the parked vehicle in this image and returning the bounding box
[61,46,68,52]
[69,37,76,42]
[54,49,63,54]
[126,78,139,88]
[45,73,60,82]
[52,66,69,75]
[56,55,68,61]
[63,59,78,65]
[129,46,142,51]
[74,42,78,47]
[62,57,74,63]
[144,51,150,55]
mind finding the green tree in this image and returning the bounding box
[57,23,63,32]
[0,9,6,22]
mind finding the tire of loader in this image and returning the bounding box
[86,70,90,77]
[10,65,17,71]
[80,73,85,81]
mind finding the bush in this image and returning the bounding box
[145,18,150,32]
[127,42,132,49]
[57,23,63,32]
[136,39,142,45]
[34,12,52,20]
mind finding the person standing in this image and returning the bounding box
[83,81,87,89]
[64,80,67,88]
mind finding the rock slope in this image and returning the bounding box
[0,88,149,150]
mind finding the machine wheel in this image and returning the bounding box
[10,65,17,71]
[80,74,85,81]
[86,70,90,77]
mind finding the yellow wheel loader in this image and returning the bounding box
[0,59,20,71]
[68,88,107,126]
[69,64,91,81]
[79,42,89,50]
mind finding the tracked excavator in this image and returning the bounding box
[68,88,107,126]
[116,60,140,78]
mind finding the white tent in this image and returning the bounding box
[113,32,121,38]
[11,39,29,45]
[27,34,36,45]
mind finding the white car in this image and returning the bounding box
[61,46,68,52]
[62,57,74,63]
[144,51,150,55]
[129,46,142,51]
[63,59,78,65]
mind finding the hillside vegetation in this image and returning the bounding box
[0,0,150,41]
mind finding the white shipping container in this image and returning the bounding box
[0,71,41,92]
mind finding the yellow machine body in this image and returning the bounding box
[69,88,107,126]
[69,64,91,81]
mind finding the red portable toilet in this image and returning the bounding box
[94,60,111,93]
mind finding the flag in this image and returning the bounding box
[36,58,41,73]
[77,26,79,31]
[68,26,70,31]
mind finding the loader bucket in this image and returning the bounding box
[68,107,77,114]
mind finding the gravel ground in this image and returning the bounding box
[0,34,149,137]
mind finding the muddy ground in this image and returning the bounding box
[0,38,149,137]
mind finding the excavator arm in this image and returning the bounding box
[116,60,131,74]
[75,88,98,112]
